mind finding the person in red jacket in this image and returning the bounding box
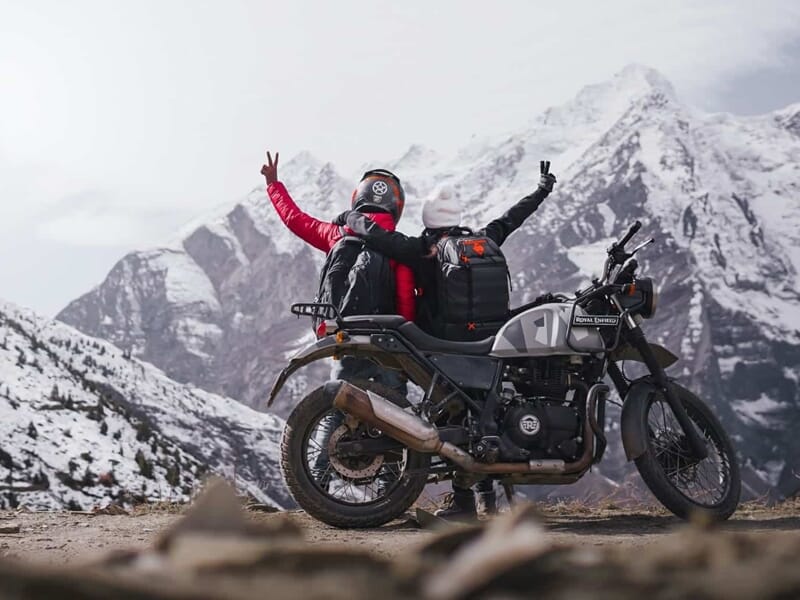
[260,151,415,393]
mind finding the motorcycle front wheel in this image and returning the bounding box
[634,382,741,521]
[280,380,430,528]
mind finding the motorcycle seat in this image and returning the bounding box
[341,315,409,329]
[397,322,495,356]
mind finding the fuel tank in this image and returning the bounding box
[490,302,606,358]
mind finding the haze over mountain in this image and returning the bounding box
[58,65,800,499]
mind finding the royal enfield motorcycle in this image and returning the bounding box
[269,221,741,527]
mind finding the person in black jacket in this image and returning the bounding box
[339,160,558,520]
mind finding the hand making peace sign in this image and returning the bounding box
[538,160,557,193]
[261,151,280,185]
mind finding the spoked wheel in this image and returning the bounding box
[634,383,740,521]
[281,380,430,528]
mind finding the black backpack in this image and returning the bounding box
[433,228,510,341]
[313,236,396,332]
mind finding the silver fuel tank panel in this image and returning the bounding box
[490,303,606,358]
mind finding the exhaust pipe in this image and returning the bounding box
[333,381,608,476]
[333,382,443,453]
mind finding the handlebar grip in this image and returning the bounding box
[618,221,642,247]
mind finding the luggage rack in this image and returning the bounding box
[291,302,344,326]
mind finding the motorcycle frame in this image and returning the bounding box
[269,319,612,478]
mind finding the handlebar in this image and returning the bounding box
[617,220,642,248]
[604,221,642,281]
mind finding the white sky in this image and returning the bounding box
[1,0,800,315]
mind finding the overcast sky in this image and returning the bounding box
[2,0,800,315]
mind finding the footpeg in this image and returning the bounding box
[474,436,500,464]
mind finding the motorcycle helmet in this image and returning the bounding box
[351,169,405,222]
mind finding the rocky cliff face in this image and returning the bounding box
[58,65,800,499]
[0,299,289,509]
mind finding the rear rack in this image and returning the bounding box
[290,302,344,326]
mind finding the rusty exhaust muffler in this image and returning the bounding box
[333,381,608,476]
[333,381,444,453]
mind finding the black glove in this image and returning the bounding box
[332,210,351,226]
[538,160,557,193]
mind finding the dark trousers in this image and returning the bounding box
[334,356,407,397]
[454,477,494,495]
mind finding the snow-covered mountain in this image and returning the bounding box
[58,155,346,415]
[58,65,800,499]
[0,299,289,510]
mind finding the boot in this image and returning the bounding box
[435,488,477,522]
[477,490,497,516]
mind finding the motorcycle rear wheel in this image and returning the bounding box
[634,383,741,521]
[280,379,430,528]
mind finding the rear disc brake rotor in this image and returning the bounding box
[327,425,384,479]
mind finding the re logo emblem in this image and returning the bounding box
[519,415,541,436]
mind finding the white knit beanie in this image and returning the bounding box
[422,185,462,229]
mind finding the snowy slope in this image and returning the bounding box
[59,65,800,498]
[0,299,289,510]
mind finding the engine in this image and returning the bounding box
[504,357,570,399]
[496,399,581,461]
[490,357,584,462]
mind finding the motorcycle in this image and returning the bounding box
[269,221,741,528]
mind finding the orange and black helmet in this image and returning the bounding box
[351,169,405,222]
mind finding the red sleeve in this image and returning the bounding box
[267,181,341,252]
[392,262,416,322]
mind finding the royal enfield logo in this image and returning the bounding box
[572,314,620,327]
[371,180,388,196]
[519,415,541,436]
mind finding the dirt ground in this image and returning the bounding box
[1,499,798,566]
[1,487,799,600]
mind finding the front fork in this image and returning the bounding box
[612,299,709,460]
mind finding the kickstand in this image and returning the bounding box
[502,483,516,507]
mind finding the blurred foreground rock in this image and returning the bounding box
[1,480,799,600]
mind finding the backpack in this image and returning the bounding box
[313,235,396,332]
[433,228,510,341]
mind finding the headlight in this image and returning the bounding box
[636,278,657,318]
[617,277,657,318]
[648,285,659,318]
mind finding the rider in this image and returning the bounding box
[340,161,558,520]
[261,151,415,392]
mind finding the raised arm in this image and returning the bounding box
[344,212,429,263]
[261,151,341,252]
[482,160,558,246]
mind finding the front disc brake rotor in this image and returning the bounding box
[327,424,384,479]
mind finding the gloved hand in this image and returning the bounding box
[332,210,351,226]
[260,151,279,185]
[538,160,557,193]
[422,230,442,258]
